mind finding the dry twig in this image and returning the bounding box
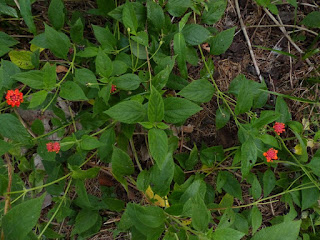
[234,0,264,82]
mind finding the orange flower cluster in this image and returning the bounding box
[6,89,24,107]
[273,122,285,135]
[46,142,61,153]
[263,148,278,162]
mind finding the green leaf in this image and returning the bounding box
[147,0,165,31]
[132,204,165,228]
[211,228,245,240]
[76,47,98,58]
[43,62,57,90]
[111,146,135,181]
[29,90,48,108]
[200,145,224,167]
[19,0,36,33]
[113,73,141,90]
[185,144,198,170]
[0,114,31,143]
[164,97,202,124]
[0,139,13,156]
[251,176,262,200]
[251,206,262,234]
[252,111,281,129]
[301,177,319,210]
[12,70,44,89]
[259,134,279,148]
[179,79,215,103]
[286,0,297,7]
[148,86,164,123]
[95,50,113,77]
[130,40,148,59]
[275,96,291,123]
[45,24,71,59]
[31,119,44,135]
[182,24,211,46]
[251,220,301,240]
[191,195,210,232]
[307,157,320,177]
[72,167,100,180]
[71,210,99,236]
[80,135,102,150]
[60,81,88,101]
[217,208,235,230]
[210,27,235,55]
[2,194,45,240]
[0,2,18,17]
[0,45,11,57]
[218,171,242,200]
[201,0,227,24]
[150,154,174,196]
[166,0,191,17]
[241,138,257,177]
[235,78,253,115]
[70,18,84,44]
[179,12,192,31]
[122,1,138,34]
[92,25,116,50]
[216,107,230,130]
[98,128,115,162]
[75,68,98,88]
[105,100,146,124]
[174,33,188,79]
[131,31,148,47]
[48,0,65,30]
[148,128,168,169]
[301,11,320,28]
[0,32,19,47]
[153,60,175,90]
[8,50,34,69]
[111,60,128,76]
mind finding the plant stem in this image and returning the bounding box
[37,179,72,239]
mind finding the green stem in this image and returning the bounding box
[37,179,72,239]
[33,123,73,141]
[41,44,77,114]
[129,139,142,172]
[279,137,320,191]
[135,41,163,70]
[90,121,116,137]
[7,174,71,195]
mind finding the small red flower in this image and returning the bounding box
[46,142,61,153]
[110,84,116,93]
[263,148,278,162]
[273,122,285,135]
[5,89,24,107]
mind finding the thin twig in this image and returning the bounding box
[247,24,318,36]
[264,8,320,76]
[234,0,263,82]
[14,0,20,10]
[288,42,293,88]
[13,109,37,138]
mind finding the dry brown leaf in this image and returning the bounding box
[182,124,194,133]
[56,65,68,73]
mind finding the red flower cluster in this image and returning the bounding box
[46,142,61,153]
[6,89,24,107]
[273,122,285,135]
[263,148,278,162]
[110,84,116,93]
